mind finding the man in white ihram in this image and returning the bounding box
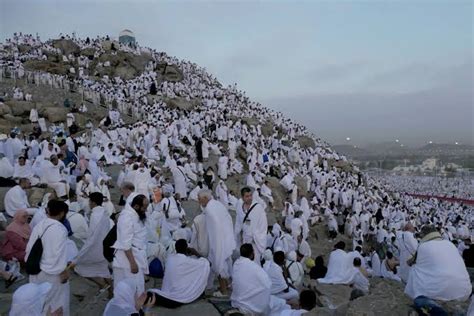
[112,194,149,295]
[197,189,236,297]
[231,243,289,315]
[405,225,471,302]
[25,200,70,315]
[236,187,268,263]
[4,178,38,217]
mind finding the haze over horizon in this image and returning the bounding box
[1,0,472,146]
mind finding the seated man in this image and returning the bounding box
[349,257,370,299]
[40,155,69,199]
[280,289,317,316]
[13,156,40,186]
[4,178,38,217]
[231,244,289,315]
[286,251,304,288]
[264,251,299,303]
[318,241,355,284]
[380,251,401,282]
[405,225,471,301]
[148,239,210,308]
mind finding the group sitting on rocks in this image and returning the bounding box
[0,32,472,316]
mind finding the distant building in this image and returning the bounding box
[119,29,136,46]
[421,158,438,170]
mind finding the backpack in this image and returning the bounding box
[148,258,164,278]
[25,224,53,275]
[103,224,117,262]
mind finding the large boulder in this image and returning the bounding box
[80,47,96,59]
[261,121,274,137]
[298,135,316,149]
[93,50,153,80]
[24,60,69,75]
[18,44,32,54]
[114,66,136,80]
[0,118,15,133]
[294,175,309,194]
[241,116,259,127]
[4,100,33,116]
[163,65,183,82]
[51,39,80,55]
[40,107,68,123]
[156,63,183,82]
[265,176,288,211]
[345,279,412,316]
[0,102,12,117]
[165,97,197,112]
[310,282,353,311]
[3,114,23,124]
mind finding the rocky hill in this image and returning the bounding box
[0,35,472,316]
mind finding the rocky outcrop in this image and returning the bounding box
[92,50,153,80]
[24,60,70,75]
[164,97,199,112]
[39,107,68,123]
[52,39,81,55]
[4,100,33,116]
[298,135,316,149]
[0,102,12,116]
[155,63,184,82]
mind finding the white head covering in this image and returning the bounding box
[103,279,138,316]
[287,250,297,261]
[272,223,282,237]
[172,228,188,241]
[263,249,273,261]
[9,282,52,316]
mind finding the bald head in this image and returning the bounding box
[403,222,415,233]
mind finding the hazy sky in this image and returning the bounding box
[1,0,472,146]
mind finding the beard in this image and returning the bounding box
[138,211,147,222]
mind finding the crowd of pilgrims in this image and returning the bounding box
[373,173,474,200]
[0,33,472,315]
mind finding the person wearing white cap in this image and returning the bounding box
[9,282,55,316]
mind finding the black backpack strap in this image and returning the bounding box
[243,203,258,224]
[177,166,189,182]
[40,224,55,239]
[270,236,278,251]
[287,261,296,282]
[163,199,170,213]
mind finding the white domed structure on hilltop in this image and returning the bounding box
[119,29,135,46]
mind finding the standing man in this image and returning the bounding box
[112,194,149,295]
[71,192,112,296]
[197,189,236,297]
[237,187,268,262]
[25,200,70,315]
